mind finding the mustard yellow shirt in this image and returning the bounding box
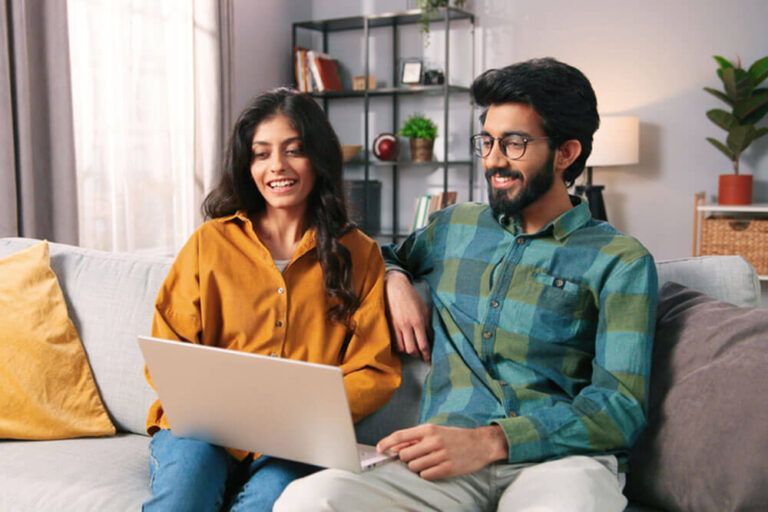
[145,211,401,458]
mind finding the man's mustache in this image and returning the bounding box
[485,168,523,181]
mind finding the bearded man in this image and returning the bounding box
[276,57,658,512]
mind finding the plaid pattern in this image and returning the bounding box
[382,199,658,465]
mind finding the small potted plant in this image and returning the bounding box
[417,0,466,45]
[400,113,438,162]
[704,55,768,204]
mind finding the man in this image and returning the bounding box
[275,58,658,512]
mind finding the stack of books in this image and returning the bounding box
[411,191,458,232]
[294,48,343,93]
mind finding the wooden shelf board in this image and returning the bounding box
[697,204,768,213]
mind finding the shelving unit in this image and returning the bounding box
[292,8,476,242]
[693,192,768,280]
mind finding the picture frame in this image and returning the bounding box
[400,59,423,85]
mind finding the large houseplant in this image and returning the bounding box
[704,55,768,204]
[400,113,438,162]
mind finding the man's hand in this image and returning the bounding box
[376,424,508,480]
[385,271,432,362]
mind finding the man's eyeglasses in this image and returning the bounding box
[470,134,549,161]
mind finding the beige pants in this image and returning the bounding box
[274,454,627,512]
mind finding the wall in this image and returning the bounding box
[230,0,310,118]
[305,0,768,262]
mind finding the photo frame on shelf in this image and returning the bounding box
[401,59,423,85]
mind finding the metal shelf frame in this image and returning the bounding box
[292,7,476,242]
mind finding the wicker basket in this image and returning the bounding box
[700,217,768,274]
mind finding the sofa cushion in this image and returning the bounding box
[0,238,171,435]
[656,256,760,307]
[0,434,150,511]
[0,241,115,439]
[626,282,768,511]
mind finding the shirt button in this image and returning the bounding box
[275,320,283,327]
[490,300,500,309]
[554,278,565,288]
[277,287,285,294]
[482,331,492,340]
[516,238,525,245]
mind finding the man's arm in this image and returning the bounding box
[377,424,508,480]
[381,220,437,361]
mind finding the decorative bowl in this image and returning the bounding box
[341,144,362,163]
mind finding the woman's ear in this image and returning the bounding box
[554,139,582,174]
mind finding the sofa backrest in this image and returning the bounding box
[0,238,761,440]
[0,238,171,435]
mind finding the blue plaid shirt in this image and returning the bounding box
[382,199,658,466]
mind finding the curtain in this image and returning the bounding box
[0,0,79,244]
[67,0,226,255]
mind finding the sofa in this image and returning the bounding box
[0,236,763,511]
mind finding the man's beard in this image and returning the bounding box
[487,153,555,220]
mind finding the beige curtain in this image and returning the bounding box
[67,0,228,254]
[0,0,79,243]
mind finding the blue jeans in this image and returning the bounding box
[143,429,319,512]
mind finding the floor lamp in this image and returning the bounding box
[576,116,640,221]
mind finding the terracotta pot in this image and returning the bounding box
[718,174,753,205]
[409,138,434,162]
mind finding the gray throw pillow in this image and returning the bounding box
[625,282,768,512]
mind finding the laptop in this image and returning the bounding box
[138,335,394,473]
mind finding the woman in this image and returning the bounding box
[142,88,401,511]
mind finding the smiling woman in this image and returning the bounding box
[142,88,400,511]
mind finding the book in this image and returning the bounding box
[411,191,459,232]
[307,50,343,92]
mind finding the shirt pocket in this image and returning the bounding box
[528,272,592,340]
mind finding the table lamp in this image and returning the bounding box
[576,116,640,221]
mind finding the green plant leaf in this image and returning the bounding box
[706,109,737,131]
[748,56,768,86]
[745,126,768,147]
[726,125,751,154]
[400,114,438,139]
[734,91,768,122]
[706,137,735,161]
[714,55,734,80]
[721,67,738,98]
[703,86,734,106]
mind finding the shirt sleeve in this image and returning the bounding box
[145,231,203,434]
[380,215,436,280]
[492,253,658,463]
[340,242,402,423]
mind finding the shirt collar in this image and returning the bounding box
[217,210,318,261]
[505,195,592,241]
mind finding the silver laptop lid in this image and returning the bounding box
[138,335,364,472]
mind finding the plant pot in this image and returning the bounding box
[409,138,434,162]
[718,174,753,205]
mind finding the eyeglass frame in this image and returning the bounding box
[470,133,550,161]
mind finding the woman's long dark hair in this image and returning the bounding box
[203,88,359,326]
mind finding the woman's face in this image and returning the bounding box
[250,114,315,217]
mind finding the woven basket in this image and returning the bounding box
[700,217,768,274]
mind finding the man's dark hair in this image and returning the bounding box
[471,58,599,187]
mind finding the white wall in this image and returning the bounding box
[230,0,311,117]
[305,0,768,261]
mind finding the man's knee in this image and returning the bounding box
[274,469,352,511]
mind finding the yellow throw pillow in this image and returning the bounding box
[0,241,115,439]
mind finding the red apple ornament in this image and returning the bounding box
[373,133,399,161]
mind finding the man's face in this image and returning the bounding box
[482,103,556,219]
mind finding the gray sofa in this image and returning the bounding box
[0,237,762,511]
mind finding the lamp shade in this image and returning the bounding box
[588,116,640,167]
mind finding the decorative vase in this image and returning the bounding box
[409,138,434,162]
[718,174,753,205]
